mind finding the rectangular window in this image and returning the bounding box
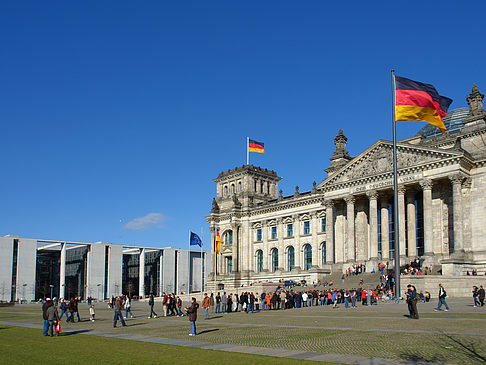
[287,224,293,237]
[256,229,262,241]
[321,218,326,232]
[227,257,232,273]
[303,221,310,235]
[271,226,277,239]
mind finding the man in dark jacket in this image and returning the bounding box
[42,298,50,336]
[478,285,485,307]
[185,297,199,336]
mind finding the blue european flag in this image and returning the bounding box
[190,232,202,247]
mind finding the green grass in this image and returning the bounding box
[0,325,328,364]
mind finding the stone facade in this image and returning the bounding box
[208,85,486,290]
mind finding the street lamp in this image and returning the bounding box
[49,284,54,299]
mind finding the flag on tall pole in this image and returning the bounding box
[215,230,222,254]
[247,137,265,165]
[395,76,452,134]
[190,232,202,247]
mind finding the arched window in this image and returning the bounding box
[321,242,327,265]
[224,230,233,245]
[224,186,228,196]
[271,249,278,272]
[304,244,312,270]
[238,181,242,192]
[287,246,295,271]
[231,184,235,194]
[256,250,263,273]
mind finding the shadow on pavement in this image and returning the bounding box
[198,329,219,334]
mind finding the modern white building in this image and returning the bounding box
[0,235,209,302]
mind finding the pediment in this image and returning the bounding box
[319,140,463,188]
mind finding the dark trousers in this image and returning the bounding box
[408,300,419,319]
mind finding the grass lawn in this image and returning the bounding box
[0,325,328,364]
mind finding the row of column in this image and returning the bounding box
[324,174,465,265]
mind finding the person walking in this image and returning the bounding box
[124,295,135,318]
[185,297,199,336]
[435,284,450,311]
[67,298,76,323]
[89,305,96,321]
[113,296,126,328]
[473,286,480,308]
[59,299,68,321]
[478,285,485,307]
[74,297,81,322]
[148,293,157,318]
[202,293,211,319]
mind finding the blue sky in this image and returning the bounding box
[1,1,484,249]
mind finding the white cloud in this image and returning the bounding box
[123,213,165,230]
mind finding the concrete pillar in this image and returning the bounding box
[139,248,145,298]
[344,195,356,262]
[398,185,407,258]
[60,243,66,299]
[277,218,284,271]
[293,215,300,270]
[420,179,433,256]
[159,253,164,295]
[311,212,319,267]
[380,195,390,260]
[449,173,465,255]
[324,200,335,264]
[231,224,238,273]
[262,221,268,271]
[367,191,379,261]
[406,191,417,258]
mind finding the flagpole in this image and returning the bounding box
[391,69,401,301]
[200,227,203,303]
[247,136,249,165]
[188,231,191,296]
[214,229,217,295]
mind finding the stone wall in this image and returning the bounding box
[403,275,485,298]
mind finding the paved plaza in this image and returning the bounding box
[1,297,485,364]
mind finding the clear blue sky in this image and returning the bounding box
[1,1,484,249]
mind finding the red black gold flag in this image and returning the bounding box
[395,76,452,134]
[248,139,265,153]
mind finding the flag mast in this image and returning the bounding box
[246,136,249,165]
[200,227,204,302]
[391,69,401,300]
[214,229,217,295]
[188,230,191,296]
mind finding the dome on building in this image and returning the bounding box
[417,107,469,138]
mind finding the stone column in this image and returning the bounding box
[311,211,319,267]
[355,200,368,262]
[367,191,379,261]
[380,195,390,260]
[406,192,417,258]
[449,173,465,256]
[293,215,301,270]
[277,218,284,271]
[139,248,145,298]
[231,224,238,273]
[420,179,433,256]
[324,200,335,264]
[262,221,269,271]
[398,185,407,258]
[344,195,356,262]
[59,242,66,299]
[209,226,215,276]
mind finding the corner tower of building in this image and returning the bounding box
[213,165,281,212]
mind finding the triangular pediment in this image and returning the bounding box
[318,140,463,188]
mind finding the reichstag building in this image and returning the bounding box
[208,85,486,289]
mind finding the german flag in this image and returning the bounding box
[216,230,222,254]
[395,76,452,134]
[248,139,265,153]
